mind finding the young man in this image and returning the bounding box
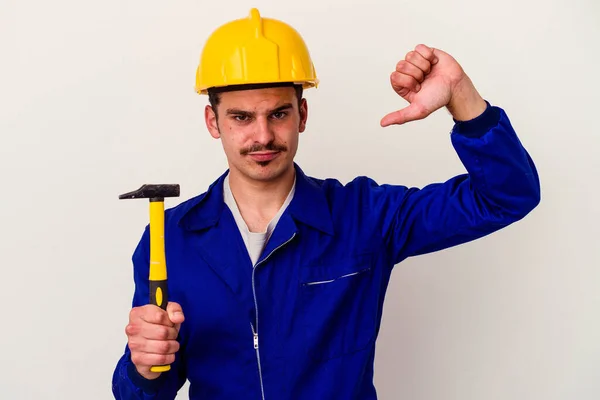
[112,8,540,400]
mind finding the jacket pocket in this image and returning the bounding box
[302,265,371,286]
[297,252,378,361]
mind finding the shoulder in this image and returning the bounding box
[134,192,208,241]
[310,173,409,199]
[298,172,413,219]
[164,191,208,221]
[163,171,228,230]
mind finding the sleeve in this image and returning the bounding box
[366,101,541,265]
[111,226,188,400]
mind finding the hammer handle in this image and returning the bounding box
[150,279,168,310]
[149,200,172,373]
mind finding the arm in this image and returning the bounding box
[374,45,540,264]
[112,227,187,400]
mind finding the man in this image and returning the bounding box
[112,8,540,400]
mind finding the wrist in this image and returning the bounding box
[136,366,162,380]
[126,361,167,394]
[446,76,487,121]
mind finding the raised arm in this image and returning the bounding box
[370,45,540,263]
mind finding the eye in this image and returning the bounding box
[233,115,249,122]
[271,111,287,120]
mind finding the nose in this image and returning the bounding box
[253,116,275,145]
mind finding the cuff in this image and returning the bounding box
[127,360,168,394]
[452,100,501,138]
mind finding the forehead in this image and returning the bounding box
[217,87,298,110]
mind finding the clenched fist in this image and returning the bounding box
[381,44,487,127]
[125,302,185,380]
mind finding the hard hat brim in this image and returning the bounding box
[195,80,319,95]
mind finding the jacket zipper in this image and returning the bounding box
[250,232,297,400]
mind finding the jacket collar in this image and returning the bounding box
[178,163,334,235]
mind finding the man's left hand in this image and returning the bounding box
[380,44,487,127]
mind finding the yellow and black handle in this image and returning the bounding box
[120,184,180,373]
[149,198,168,310]
[148,197,170,372]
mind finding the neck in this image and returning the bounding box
[227,165,295,232]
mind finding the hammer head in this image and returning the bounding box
[119,184,180,201]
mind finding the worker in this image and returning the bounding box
[111,8,540,400]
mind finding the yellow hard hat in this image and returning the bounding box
[194,8,319,94]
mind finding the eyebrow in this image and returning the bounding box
[225,103,294,117]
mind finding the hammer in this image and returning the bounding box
[119,184,180,373]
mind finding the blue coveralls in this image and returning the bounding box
[112,102,541,399]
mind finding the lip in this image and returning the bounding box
[247,151,280,162]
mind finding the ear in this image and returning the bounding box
[298,98,308,133]
[205,105,221,139]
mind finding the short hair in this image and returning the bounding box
[207,82,303,116]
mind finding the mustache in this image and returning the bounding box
[240,142,288,155]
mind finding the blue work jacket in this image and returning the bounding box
[112,103,540,399]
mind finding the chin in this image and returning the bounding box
[244,160,292,182]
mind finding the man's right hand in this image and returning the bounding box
[125,302,185,380]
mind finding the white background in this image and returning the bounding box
[1,0,599,399]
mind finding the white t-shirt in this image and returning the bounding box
[223,174,296,266]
